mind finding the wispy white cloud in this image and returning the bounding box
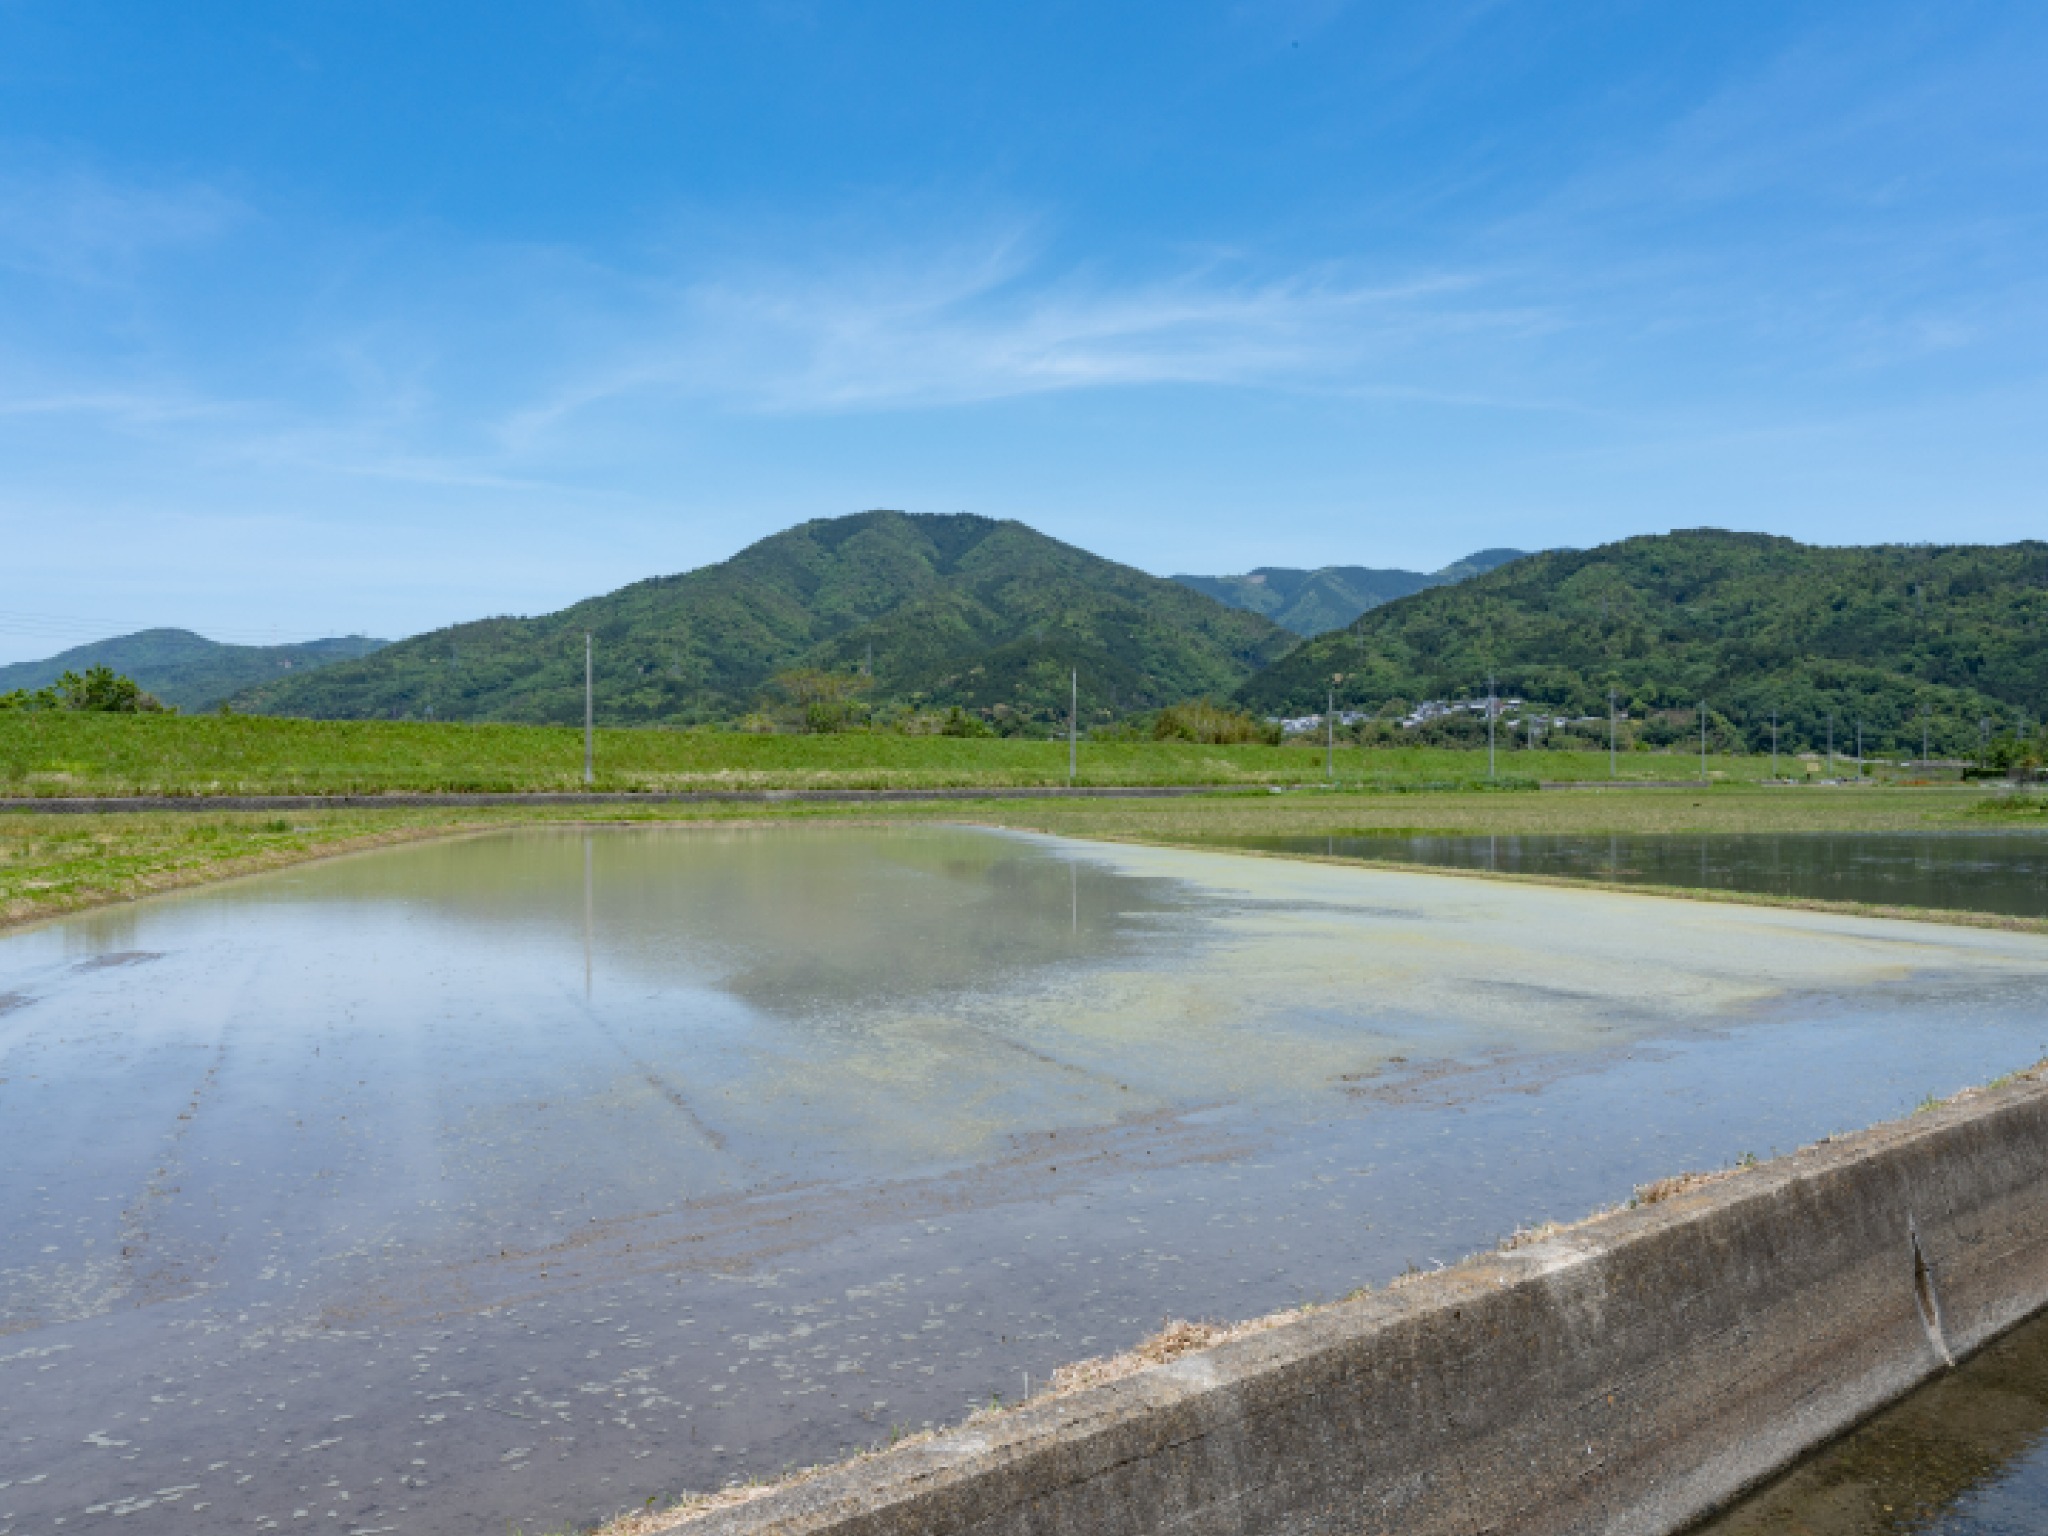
[493,232,1556,446]
[0,387,244,424]
[0,163,245,286]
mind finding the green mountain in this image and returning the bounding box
[1173,549,1528,635]
[1236,530,2048,755]
[0,629,386,713]
[232,511,1297,727]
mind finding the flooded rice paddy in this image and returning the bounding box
[1199,830,2048,919]
[6,824,2048,1535]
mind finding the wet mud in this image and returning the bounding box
[6,826,2048,1535]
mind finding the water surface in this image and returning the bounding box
[1697,1307,2048,1535]
[5,825,2048,1535]
[1197,831,2048,918]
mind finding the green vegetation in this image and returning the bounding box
[1171,549,1526,636]
[0,628,382,712]
[1240,530,2048,756]
[230,511,1293,729]
[2,664,167,714]
[0,710,1827,797]
[1966,790,2048,821]
[25,527,2048,783]
[1150,700,1279,744]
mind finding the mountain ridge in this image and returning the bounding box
[1235,529,2048,753]
[0,629,386,713]
[1173,549,1528,635]
[230,511,1297,728]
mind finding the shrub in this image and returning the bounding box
[939,707,993,738]
[767,668,870,734]
[0,668,170,713]
[1152,701,1280,745]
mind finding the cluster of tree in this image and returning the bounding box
[1150,700,1279,745]
[740,668,1007,737]
[1,666,168,714]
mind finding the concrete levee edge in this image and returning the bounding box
[625,1070,2048,1536]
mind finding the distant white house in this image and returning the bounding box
[1272,698,1629,734]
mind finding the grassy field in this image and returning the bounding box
[3,783,2028,933]
[0,711,1844,797]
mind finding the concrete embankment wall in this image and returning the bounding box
[676,1076,2048,1536]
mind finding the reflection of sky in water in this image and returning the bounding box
[5,825,2048,1535]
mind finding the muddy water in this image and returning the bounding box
[1695,1307,2048,1535]
[1201,831,2048,919]
[6,826,2048,1535]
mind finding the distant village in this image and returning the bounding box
[1275,696,1607,737]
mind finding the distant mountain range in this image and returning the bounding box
[0,629,386,713]
[228,511,1296,726]
[1237,530,2048,752]
[23,524,2043,752]
[1172,550,1528,636]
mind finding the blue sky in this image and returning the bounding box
[2,1,2045,658]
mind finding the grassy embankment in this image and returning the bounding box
[2,710,1812,797]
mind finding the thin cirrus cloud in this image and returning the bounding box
[496,237,1543,445]
[0,178,1557,473]
[0,162,245,285]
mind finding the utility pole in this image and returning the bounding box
[1326,678,1338,783]
[1923,709,1930,766]
[1856,720,1864,777]
[1828,713,1835,777]
[1771,710,1779,780]
[584,632,594,786]
[1068,669,1078,784]
[1487,676,1497,780]
[1699,701,1708,784]
[1609,688,1618,780]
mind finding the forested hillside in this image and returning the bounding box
[0,629,385,713]
[1238,531,2048,755]
[1173,549,1526,635]
[233,512,1295,729]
